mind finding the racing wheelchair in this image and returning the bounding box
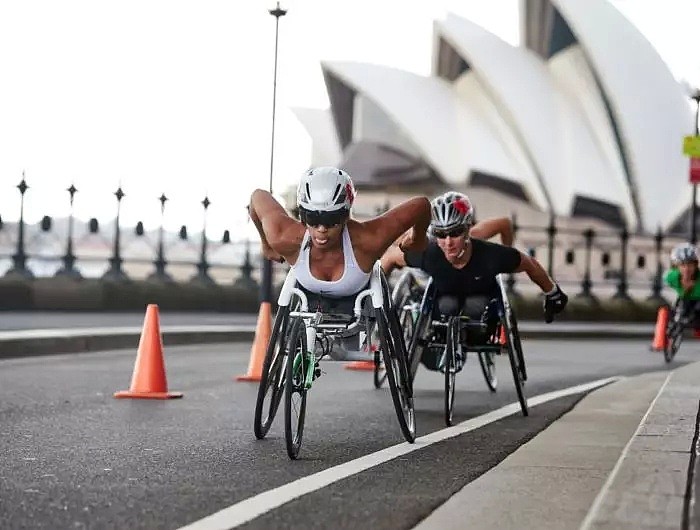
[399,271,528,425]
[664,297,700,363]
[253,262,415,460]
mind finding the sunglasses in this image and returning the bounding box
[433,227,466,239]
[299,208,348,228]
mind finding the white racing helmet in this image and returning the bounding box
[430,191,475,233]
[670,242,699,265]
[296,167,356,226]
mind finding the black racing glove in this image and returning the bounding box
[543,283,568,323]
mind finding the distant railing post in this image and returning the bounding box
[648,226,666,303]
[102,186,128,281]
[5,174,34,279]
[55,184,82,279]
[191,196,214,284]
[577,228,596,300]
[148,193,173,282]
[234,238,259,290]
[546,212,557,277]
[613,227,630,300]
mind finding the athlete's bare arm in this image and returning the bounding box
[352,197,431,271]
[513,251,555,292]
[470,217,513,246]
[248,189,304,263]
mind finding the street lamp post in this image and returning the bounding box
[691,90,700,243]
[260,1,287,305]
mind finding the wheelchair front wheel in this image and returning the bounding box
[444,317,458,426]
[284,318,309,460]
[478,351,497,392]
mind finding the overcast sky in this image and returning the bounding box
[0,0,698,240]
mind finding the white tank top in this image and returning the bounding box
[292,225,371,297]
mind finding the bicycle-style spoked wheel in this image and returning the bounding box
[284,318,309,459]
[254,306,290,439]
[407,310,430,383]
[478,350,497,392]
[376,306,416,443]
[378,300,416,388]
[510,307,527,382]
[444,317,458,426]
[664,317,683,363]
[502,313,528,416]
[371,322,388,389]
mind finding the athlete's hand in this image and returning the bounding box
[543,284,568,323]
[398,227,428,253]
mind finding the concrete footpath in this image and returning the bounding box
[0,311,656,358]
[414,361,700,530]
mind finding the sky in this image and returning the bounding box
[0,0,699,241]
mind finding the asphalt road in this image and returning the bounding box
[1,338,695,529]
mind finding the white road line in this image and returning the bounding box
[178,376,621,530]
[579,371,673,530]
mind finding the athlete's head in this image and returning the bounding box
[430,191,474,260]
[297,166,356,248]
[671,242,699,276]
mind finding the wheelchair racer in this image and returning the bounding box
[248,166,431,333]
[664,243,700,332]
[380,191,568,367]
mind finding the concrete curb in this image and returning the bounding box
[0,325,257,359]
[0,322,657,359]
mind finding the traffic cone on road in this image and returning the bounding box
[114,304,183,399]
[499,325,507,345]
[344,340,376,371]
[650,305,669,351]
[236,302,272,382]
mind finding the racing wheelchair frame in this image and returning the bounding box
[253,262,416,459]
[397,271,528,425]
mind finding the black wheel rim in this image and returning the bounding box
[503,313,528,416]
[285,319,308,459]
[377,305,416,442]
[444,318,457,426]
[254,307,289,439]
[478,351,497,392]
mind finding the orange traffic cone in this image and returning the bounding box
[650,305,669,351]
[114,304,183,399]
[499,325,507,345]
[236,302,272,382]
[344,339,376,371]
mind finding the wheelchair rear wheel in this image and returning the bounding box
[254,305,291,440]
[664,310,684,363]
[502,312,528,416]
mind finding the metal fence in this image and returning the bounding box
[0,177,689,301]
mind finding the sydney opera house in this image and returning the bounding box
[293,0,696,235]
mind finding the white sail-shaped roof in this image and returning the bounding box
[551,0,694,232]
[322,61,549,211]
[434,13,638,229]
[291,107,342,167]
